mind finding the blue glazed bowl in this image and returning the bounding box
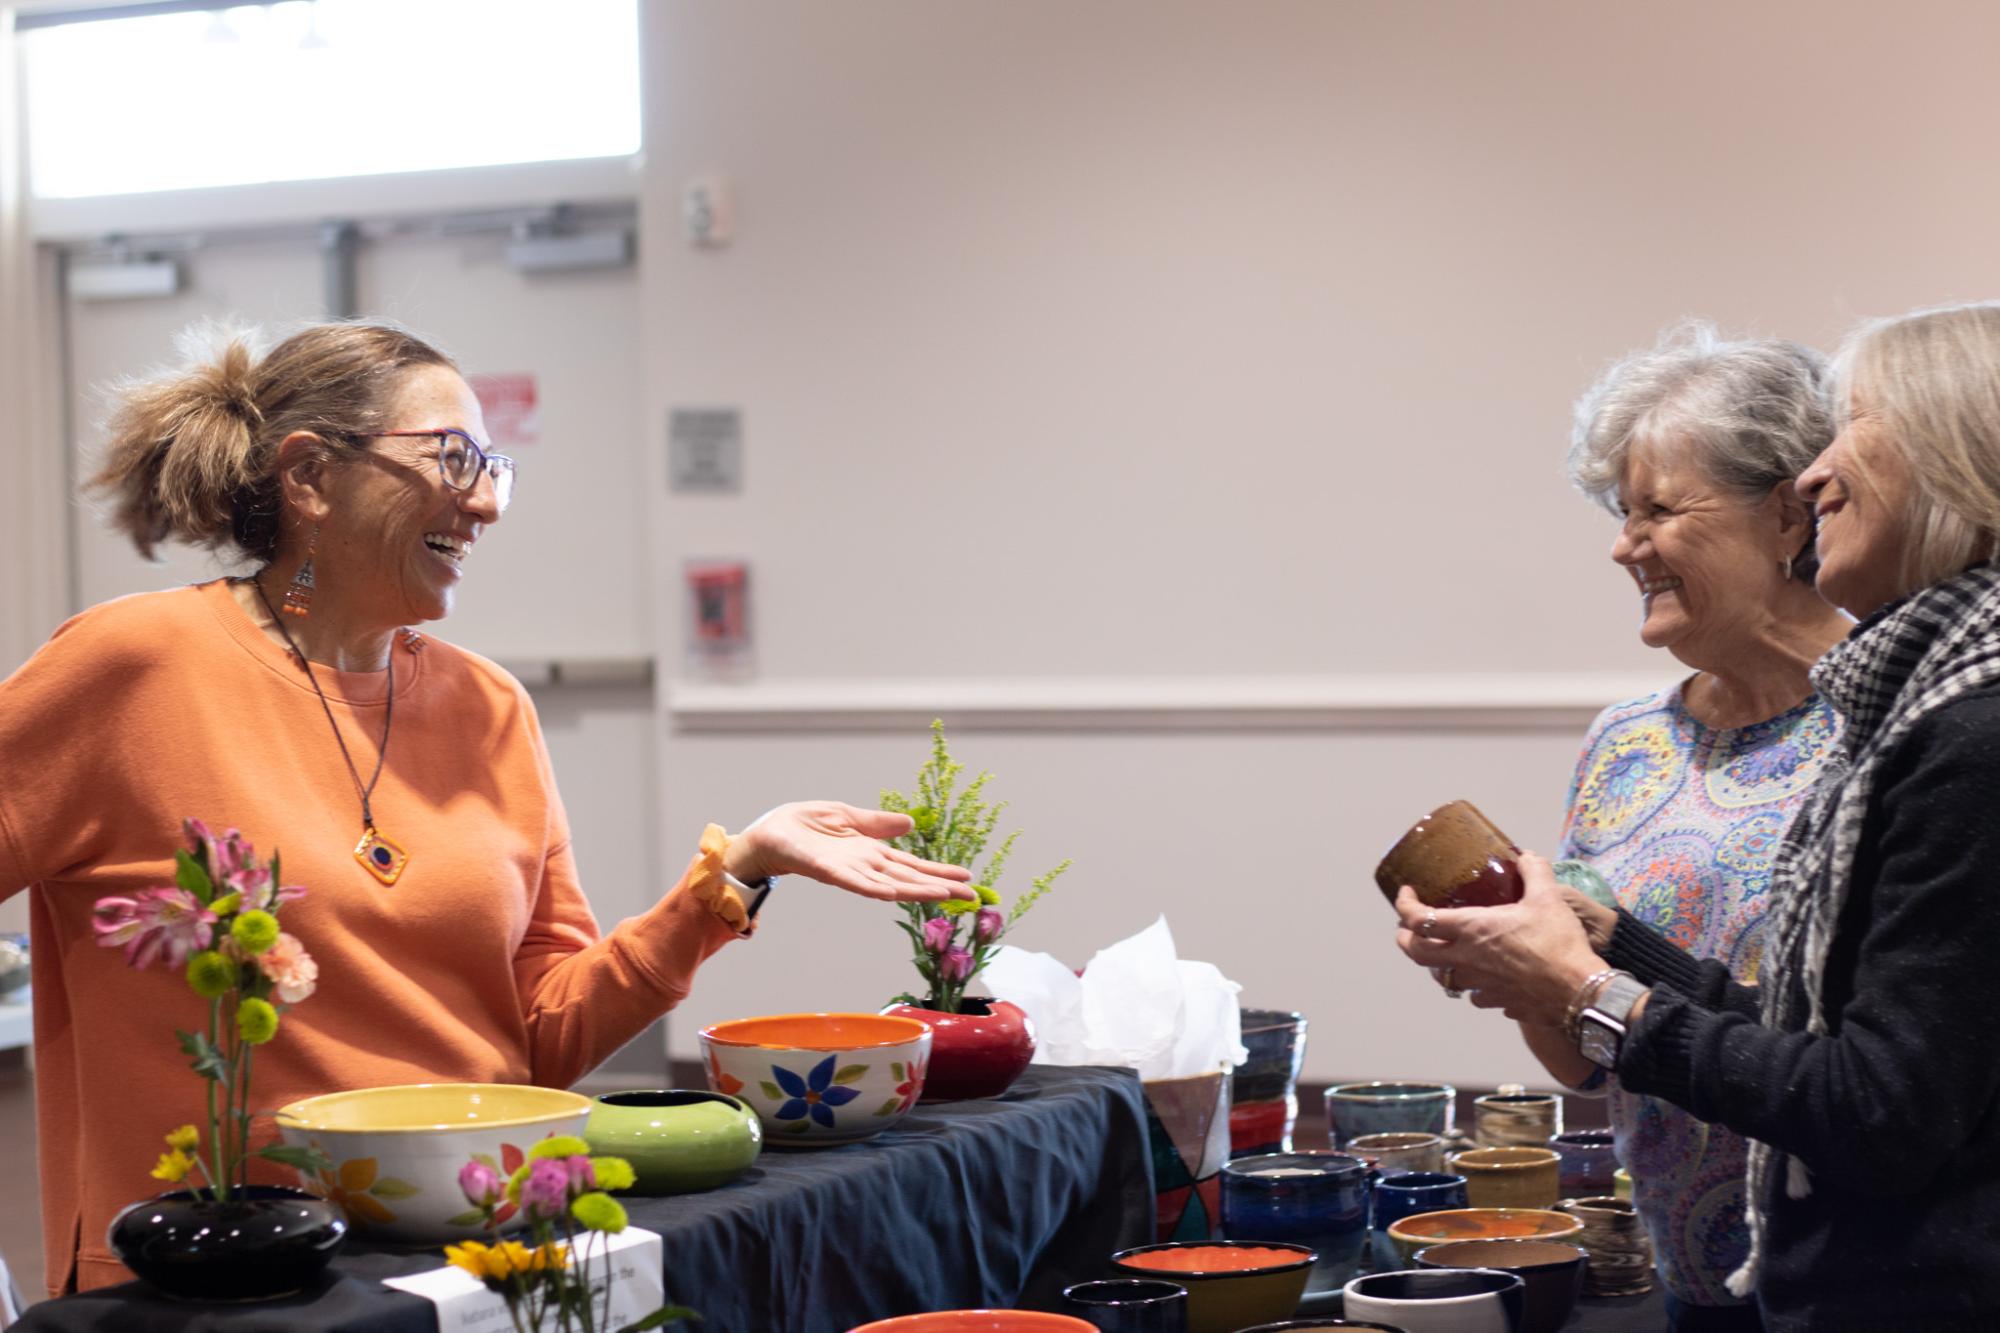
[1220,1151,1369,1293]
[1370,1171,1469,1270]
[1323,1081,1455,1147]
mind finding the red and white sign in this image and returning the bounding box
[468,372,539,448]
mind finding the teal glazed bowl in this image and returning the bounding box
[584,1089,762,1193]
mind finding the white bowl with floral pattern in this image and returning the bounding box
[273,1082,593,1243]
[699,1013,932,1146]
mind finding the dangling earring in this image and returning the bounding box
[1780,554,1794,581]
[282,527,319,618]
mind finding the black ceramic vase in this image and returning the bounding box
[108,1185,347,1301]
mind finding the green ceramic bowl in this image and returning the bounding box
[1109,1241,1316,1333]
[583,1089,762,1194]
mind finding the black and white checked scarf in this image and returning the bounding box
[1728,559,2000,1297]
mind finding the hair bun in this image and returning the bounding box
[189,338,265,429]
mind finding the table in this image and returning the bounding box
[13,1065,1155,1333]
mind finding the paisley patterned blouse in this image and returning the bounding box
[1556,680,1841,1306]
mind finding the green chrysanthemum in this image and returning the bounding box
[236,997,279,1044]
[230,909,279,955]
[590,1156,636,1192]
[570,1191,627,1234]
[186,950,235,999]
[208,892,242,917]
[505,1161,533,1206]
[529,1135,592,1160]
[974,884,1000,905]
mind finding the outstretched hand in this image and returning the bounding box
[1393,851,1606,1025]
[725,801,977,903]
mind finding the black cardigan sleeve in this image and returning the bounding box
[1614,698,2000,1198]
[1604,908,1759,1016]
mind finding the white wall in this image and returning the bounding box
[637,0,2000,1087]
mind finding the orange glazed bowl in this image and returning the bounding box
[848,1315,1095,1331]
[1109,1240,1316,1333]
[1385,1207,1583,1268]
[700,1013,933,1147]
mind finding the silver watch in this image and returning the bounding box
[1577,972,1647,1069]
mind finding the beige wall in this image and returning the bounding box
[638,0,2000,1086]
[19,0,2000,1087]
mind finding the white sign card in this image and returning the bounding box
[382,1226,666,1332]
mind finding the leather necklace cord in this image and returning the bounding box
[251,577,393,834]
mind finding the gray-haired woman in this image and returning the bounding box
[1403,301,2000,1329]
[1484,326,1849,1331]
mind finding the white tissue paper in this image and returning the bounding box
[980,916,1248,1081]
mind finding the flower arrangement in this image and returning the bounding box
[94,819,329,1199]
[880,720,1071,1015]
[447,1138,695,1332]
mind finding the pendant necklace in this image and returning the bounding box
[253,580,409,886]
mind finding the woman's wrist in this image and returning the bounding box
[721,830,768,884]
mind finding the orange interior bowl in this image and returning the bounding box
[702,1013,932,1050]
[848,1314,1095,1331]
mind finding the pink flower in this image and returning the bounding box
[563,1155,595,1193]
[257,932,318,1003]
[458,1159,505,1208]
[922,916,955,954]
[93,888,215,971]
[973,907,1004,945]
[519,1157,571,1221]
[939,946,975,984]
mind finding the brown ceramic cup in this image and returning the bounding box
[1473,1090,1563,1148]
[1449,1146,1562,1209]
[1373,800,1525,908]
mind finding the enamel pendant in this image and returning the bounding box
[355,826,409,886]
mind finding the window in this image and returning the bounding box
[24,0,641,199]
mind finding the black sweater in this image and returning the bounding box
[1610,688,2000,1333]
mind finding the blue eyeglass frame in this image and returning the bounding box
[368,428,516,508]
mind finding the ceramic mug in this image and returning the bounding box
[1324,1082,1456,1147]
[1343,1267,1526,1333]
[1449,1147,1561,1210]
[1373,801,1524,908]
[1414,1239,1587,1333]
[1550,1130,1617,1198]
[1348,1131,1447,1176]
[1220,1152,1370,1293]
[1557,1195,1653,1297]
[1471,1091,1561,1149]
[1061,1279,1190,1332]
[1370,1171,1470,1272]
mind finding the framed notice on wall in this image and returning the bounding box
[684,559,752,674]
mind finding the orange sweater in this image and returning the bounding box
[0,580,744,1294]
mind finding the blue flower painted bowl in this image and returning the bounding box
[700,1013,933,1147]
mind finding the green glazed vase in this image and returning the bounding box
[583,1090,763,1194]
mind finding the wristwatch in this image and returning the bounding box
[724,872,776,920]
[1577,972,1648,1070]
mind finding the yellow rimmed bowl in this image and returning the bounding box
[274,1082,593,1244]
[1384,1206,1583,1268]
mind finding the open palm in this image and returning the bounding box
[733,801,975,903]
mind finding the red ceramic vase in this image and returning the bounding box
[883,996,1036,1101]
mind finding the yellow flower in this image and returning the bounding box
[528,1135,591,1160]
[590,1156,635,1192]
[444,1241,491,1279]
[164,1124,200,1153]
[230,910,279,955]
[236,996,279,1044]
[150,1149,196,1183]
[186,950,235,999]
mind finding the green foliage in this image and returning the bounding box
[258,1142,333,1174]
[881,719,1072,1014]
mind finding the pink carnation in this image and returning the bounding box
[458,1159,505,1209]
[257,932,318,1003]
[93,887,215,971]
[922,915,955,954]
[519,1157,571,1221]
[939,946,975,984]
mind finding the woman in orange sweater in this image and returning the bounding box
[0,322,973,1294]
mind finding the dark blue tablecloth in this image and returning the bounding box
[11,1064,1155,1333]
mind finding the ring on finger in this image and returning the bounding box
[1420,909,1440,939]
[1442,966,1464,999]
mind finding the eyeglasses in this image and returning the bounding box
[368,429,516,511]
